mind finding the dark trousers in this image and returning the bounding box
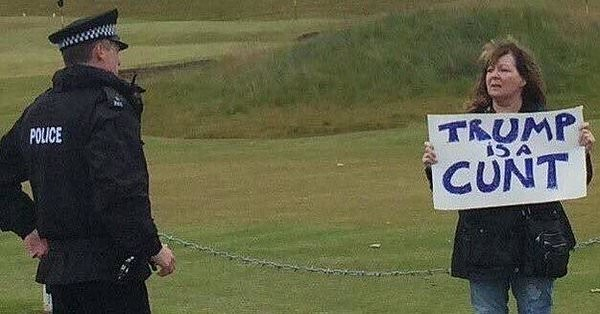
[47,281,151,314]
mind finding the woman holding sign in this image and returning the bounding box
[422,39,595,313]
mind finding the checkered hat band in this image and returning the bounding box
[58,24,117,49]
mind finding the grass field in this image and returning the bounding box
[1,0,600,313]
[1,126,599,312]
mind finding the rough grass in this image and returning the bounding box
[2,3,600,138]
[0,16,352,134]
[0,17,350,79]
[139,4,600,138]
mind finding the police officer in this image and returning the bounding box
[0,9,175,313]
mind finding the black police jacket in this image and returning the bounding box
[0,65,162,284]
[425,103,593,280]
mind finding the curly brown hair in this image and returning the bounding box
[467,39,546,113]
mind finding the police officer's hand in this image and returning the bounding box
[151,244,176,277]
[23,229,49,259]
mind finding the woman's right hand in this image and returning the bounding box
[422,141,438,167]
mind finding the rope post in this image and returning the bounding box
[42,284,53,313]
[293,0,298,20]
[586,0,590,15]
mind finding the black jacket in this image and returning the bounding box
[425,104,593,280]
[0,65,161,284]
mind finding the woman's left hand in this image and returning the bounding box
[579,122,595,153]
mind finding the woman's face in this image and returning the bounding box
[485,53,526,104]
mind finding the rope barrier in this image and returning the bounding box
[574,236,600,249]
[158,232,600,277]
[38,233,600,312]
[158,232,449,277]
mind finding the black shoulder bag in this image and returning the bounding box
[522,207,572,278]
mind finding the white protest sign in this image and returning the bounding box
[427,106,586,210]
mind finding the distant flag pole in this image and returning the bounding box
[57,0,64,26]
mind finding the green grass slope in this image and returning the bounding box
[2,2,599,138]
[0,16,352,134]
[140,4,600,138]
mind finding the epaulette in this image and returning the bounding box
[101,86,128,111]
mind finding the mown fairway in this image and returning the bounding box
[1,0,600,313]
